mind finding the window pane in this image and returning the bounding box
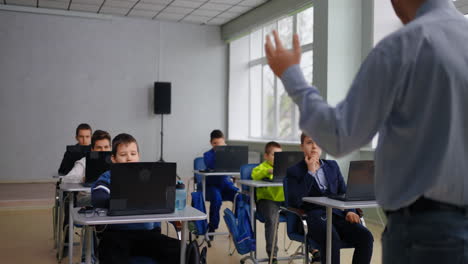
[300,50,313,84]
[262,22,277,57]
[277,80,293,140]
[278,16,293,49]
[298,7,314,45]
[262,65,275,138]
[250,65,262,138]
[250,29,262,61]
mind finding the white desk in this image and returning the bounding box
[302,197,378,264]
[238,179,283,262]
[72,206,207,264]
[59,183,91,264]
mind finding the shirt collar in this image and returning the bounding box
[415,0,454,18]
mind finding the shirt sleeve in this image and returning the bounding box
[91,174,110,208]
[251,162,272,181]
[280,46,400,157]
[61,158,85,183]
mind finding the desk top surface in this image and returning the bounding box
[193,170,240,176]
[60,183,91,192]
[72,206,207,225]
[302,197,379,210]
[237,179,283,187]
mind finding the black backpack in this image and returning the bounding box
[186,233,207,264]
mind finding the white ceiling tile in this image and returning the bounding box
[217,11,241,19]
[163,5,192,14]
[228,4,252,13]
[182,14,210,23]
[39,0,69,9]
[104,0,134,8]
[201,2,231,11]
[172,0,202,8]
[99,5,128,15]
[239,0,267,7]
[134,2,165,11]
[206,16,230,25]
[5,0,36,7]
[191,8,219,17]
[140,0,171,5]
[128,8,156,18]
[209,0,241,4]
[69,3,100,12]
[156,11,185,20]
[72,0,103,6]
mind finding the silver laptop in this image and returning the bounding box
[327,160,375,201]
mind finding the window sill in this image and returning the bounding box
[228,138,301,146]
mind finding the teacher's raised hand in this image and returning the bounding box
[265,30,302,77]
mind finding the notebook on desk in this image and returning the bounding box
[83,151,112,187]
[266,151,304,182]
[207,146,248,172]
[327,160,375,201]
[108,162,176,216]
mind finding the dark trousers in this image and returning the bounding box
[306,212,373,264]
[206,183,238,230]
[98,229,180,264]
[256,199,283,258]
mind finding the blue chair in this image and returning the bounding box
[237,164,289,257]
[192,157,206,192]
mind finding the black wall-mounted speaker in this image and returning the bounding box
[154,82,171,114]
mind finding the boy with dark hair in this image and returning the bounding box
[91,133,180,264]
[61,130,111,184]
[286,133,373,264]
[203,129,239,236]
[251,141,283,263]
[58,123,93,175]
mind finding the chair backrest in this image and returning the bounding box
[282,177,308,242]
[240,163,259,193]
[194,157,206,191]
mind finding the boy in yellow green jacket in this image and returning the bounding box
[251,141,283,263]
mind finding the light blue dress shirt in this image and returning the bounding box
[281,0,468,210]
[308,160,327,192]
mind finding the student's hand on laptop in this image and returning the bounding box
[345,212,361,224]
[268,168,273,174]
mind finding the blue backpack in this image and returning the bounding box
[223,193,256,255]
[191,191,208,236]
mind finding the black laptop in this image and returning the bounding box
[327,160,375,201]
[210,146,248,172]
[83,151,112,187]
[66,145,91,161]
[266,151,304,182]
[108,162,176,216]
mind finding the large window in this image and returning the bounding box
[229,6,314,142]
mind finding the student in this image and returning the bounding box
[58,123,92,175]
[203,129,239,236]
[91,133,180,264]
[251,141,283,263]
[286,133,373,264]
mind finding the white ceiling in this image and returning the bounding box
[0,0,269,25]
[454,0,468,13]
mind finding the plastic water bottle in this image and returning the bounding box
[175,180,186,210]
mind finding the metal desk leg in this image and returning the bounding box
[326,207,332,264]
[202,175,206,202]
[69,194,74,264]
[85,226,92,264]
[180,221,187,264]
[57,189,64,251]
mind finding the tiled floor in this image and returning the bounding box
[0,183,384,263]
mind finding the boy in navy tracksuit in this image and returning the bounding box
[286,133,373,264]
[203,129,239,235]
[92,133,180,264]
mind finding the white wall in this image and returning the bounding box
[0,11,227,182]
[373,0,402,44]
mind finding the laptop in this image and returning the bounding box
[108,162,176,216]
[266,151,304,182]
[66,145,91,161]
[83,151,112,187]
[327,160,375,201]
[210,146,248,172]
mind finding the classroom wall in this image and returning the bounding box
[0,10,227,182]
